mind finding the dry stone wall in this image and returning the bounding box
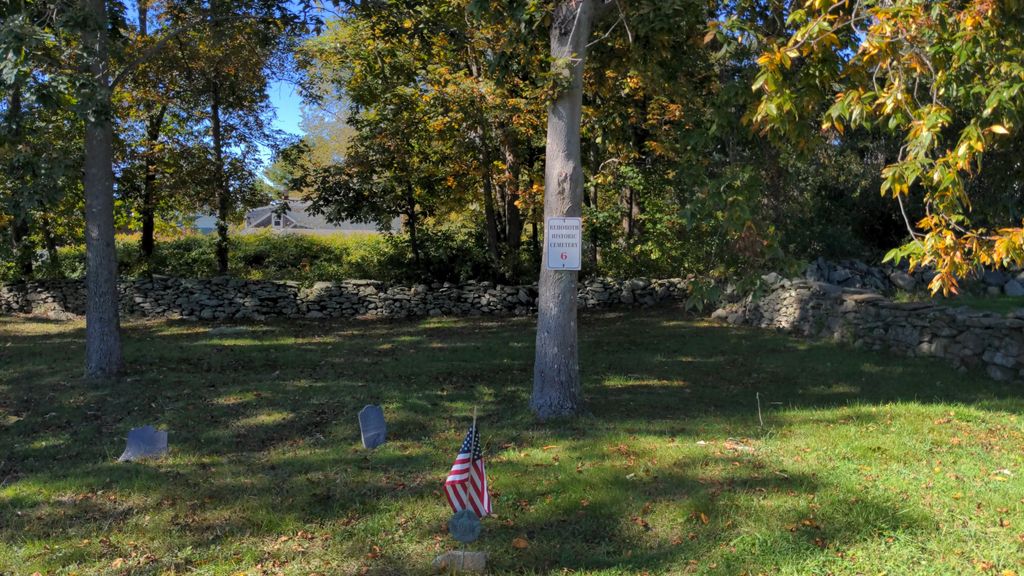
[0,276,691,321]
[713,278,1024,383]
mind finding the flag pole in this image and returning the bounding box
[465,406,478,572]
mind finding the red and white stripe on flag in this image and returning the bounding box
[444,425,491,517]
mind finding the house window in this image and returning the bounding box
[272,214,283,228]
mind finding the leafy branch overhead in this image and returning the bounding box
[741,0,1024,294]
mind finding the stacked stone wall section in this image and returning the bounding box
[0,276,690,321]
[713,279,1024,383]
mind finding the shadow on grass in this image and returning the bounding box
[0,308,1015,573]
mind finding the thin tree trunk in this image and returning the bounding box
[503,144,524,251]
[481,148,501,265]
[621,185,635,239]
[211,86,230,275]
[11,219,33,277]
[82,0,123,377]
[137,0,162,261]
[531,219,541,265]
[140,104,166,259]
[41,214,59,271]
[531,0,596,420]
[584,140,600,267]
[405,183,421,269]
[6,81,33,277]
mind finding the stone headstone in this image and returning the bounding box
[359,405,387,449]
[448,509,482,544]
[118,425,168,462]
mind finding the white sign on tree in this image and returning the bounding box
[545,217,582,271]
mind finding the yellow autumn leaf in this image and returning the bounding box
[512,537,529,549]
[990,124,1010,134]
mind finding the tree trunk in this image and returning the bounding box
[11,218,33,277]
[140,104,166,259]
[405,183,422,269]
[531,0,595,420]
[82,0,123,377]
[41,214,59,271]
[211,87,230,275]
[531,219,541,265]
[137,0,162,261]
[481,148,501,265]
[621,185,636,239]
[6,81,33,277]
[503,144,524,251]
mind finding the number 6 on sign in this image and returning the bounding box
[545,217,582,271]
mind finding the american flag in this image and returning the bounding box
[444,424,491,517]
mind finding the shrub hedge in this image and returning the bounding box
[20,230,496,285]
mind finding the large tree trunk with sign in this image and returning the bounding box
[82,0,124,377]
[531,0,597,420]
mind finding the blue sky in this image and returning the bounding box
[269,80,305,137]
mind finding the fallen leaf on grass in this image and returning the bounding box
[512,537,529,549]
[632,516,651,530]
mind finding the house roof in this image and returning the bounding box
[243,201,389,234]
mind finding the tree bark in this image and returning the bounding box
[140,104,166,259]
[11,218,33,277]
[82,0,123,377]
[481,147,501,265]
[503,143,524,251]
[531,0,595,420]
[41,214,59,271]
[405,182,421,269]
[137,0,163,261]
[211,86,230,275]
[6,81,34,277]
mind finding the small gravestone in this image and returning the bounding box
[358,405,387,449]
[118,425,168,462]
[448,509,482,543]
[435,510,486,573]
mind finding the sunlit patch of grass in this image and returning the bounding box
[1,309,1023,574]
[232,410,295,429]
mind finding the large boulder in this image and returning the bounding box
[889,271,917,292]
[982,270,1008,286]
[1004,279,1024,297]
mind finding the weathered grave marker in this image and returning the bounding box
[448,509,481,543]
[118,425,168,462]
[434,502,487,572]
[359,405,387,449]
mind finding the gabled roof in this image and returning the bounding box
[243,201,385,233]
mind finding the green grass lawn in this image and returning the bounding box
[939,294,1024,315]
[896,291,1024,315]
[2,309,1024,575]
